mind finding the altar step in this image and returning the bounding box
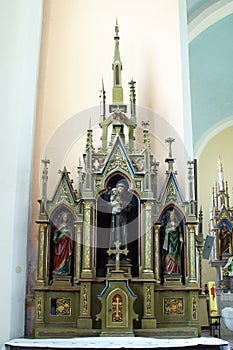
[134,326,199,338]
[34,326,198,339]
[4,336,229,350]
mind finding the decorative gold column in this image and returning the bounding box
[77,282,92,329]
[141,283,157,329]
[36,223,48,286]
[74,222,82,282]
[35,292,44,324]
[153,225,161,284]
[141,201,154,279]
[81,201,93,278]
[188,225,198,284]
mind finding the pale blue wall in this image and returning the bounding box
[189,13,233,147]
[0,0,43,345]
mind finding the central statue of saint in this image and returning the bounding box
[109,182,131,251]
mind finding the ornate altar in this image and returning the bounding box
[32,22,201,338]
[209,157,233,293]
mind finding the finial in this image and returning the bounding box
[99,78,106,120]
[217,154,224,192]
[86,119,93,152]
[129,78,136,119]
[212,186,215,207]
[165,137,175,173]
[129,77,136,85]
[199,205,203,215]
[115,18,119,37]
[217,154,223,171]
[42,157,50,167]
[40,157,50,216]
[141,121,149,130]
[187,160,194,201]
[226,180,230,209]
[41,158,50,185]
[165,137,175,159]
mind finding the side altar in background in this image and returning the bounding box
[207,158,233,337]
[209,158,233,294]
[32,22,203,338]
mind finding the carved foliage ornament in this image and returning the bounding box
[107,148,129,173]
[164,297,184,315]
[166,182,177,202]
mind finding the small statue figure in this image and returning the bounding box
[110,187,122,215]
[219,223,232,256]
[162,209,183,274]
[53,212,72,275]
[109,182,129,249]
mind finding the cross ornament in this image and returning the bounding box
[41,157,50,167]
[165,137,175,158]
[112,295,123,321]
[107,241,129,271]
[141,121,149,129]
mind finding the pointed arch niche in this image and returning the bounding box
[96,173,139,278]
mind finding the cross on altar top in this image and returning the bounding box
[42,158,50,167]
[107,241,129,271]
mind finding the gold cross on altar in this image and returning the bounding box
[112,295,123,321]
[107,241,129,270]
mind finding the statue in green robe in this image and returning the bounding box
[162,209,183,274]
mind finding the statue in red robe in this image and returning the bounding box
[53,212,72,275]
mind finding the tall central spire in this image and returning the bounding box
[112,19,123,104]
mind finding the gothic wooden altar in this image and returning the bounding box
[209,157,233,294]
[32,22,201,338]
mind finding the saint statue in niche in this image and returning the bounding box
[52,212,73,275]
[161,208,184,275]
[96,176,139,276]
[219,222,232,256]
[109,182,129,249]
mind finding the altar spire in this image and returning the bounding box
[112,18,123,104]
[217,154,225,192]
[99,78,106,121]
[214,155,228,208]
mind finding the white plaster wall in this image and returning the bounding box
[0,0,43,346]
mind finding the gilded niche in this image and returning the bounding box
[112,294,123,322]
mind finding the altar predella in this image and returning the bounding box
[33,21,202,338]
